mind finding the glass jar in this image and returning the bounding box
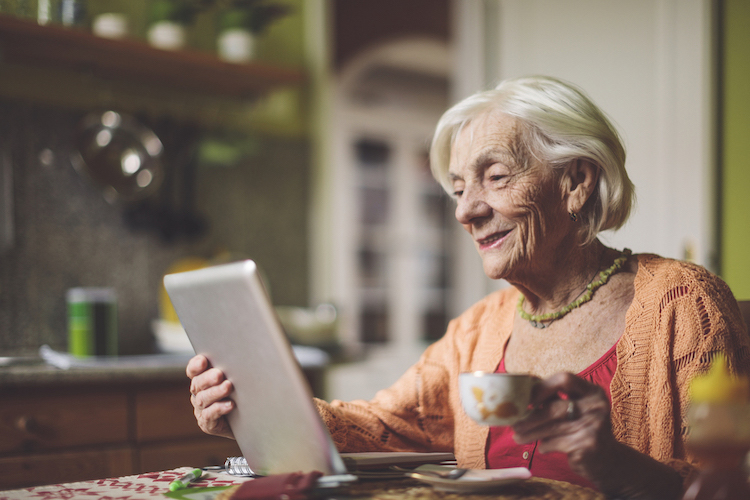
[682,402,750,500]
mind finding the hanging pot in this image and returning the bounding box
[71,111,165,205]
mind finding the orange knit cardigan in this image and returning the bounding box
[315,254,750,483]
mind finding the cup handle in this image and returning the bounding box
[523,377,544,416]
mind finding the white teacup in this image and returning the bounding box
[459,372,537,426]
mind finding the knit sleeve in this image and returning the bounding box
[313,338,457,454]
[661,269,750,486]
[312,289,515,460]
[668,264,750,459]
[615,256,750,483]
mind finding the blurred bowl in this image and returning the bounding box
[152,319,194,354]
[275,303,338,346]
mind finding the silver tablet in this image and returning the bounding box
[164,260,347,476]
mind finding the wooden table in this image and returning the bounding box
[320,476,606,500]
[0,467,606,500]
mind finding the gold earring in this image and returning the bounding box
[569,212,578,222]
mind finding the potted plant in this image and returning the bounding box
[216,0,289,63]
[147,0,212,50]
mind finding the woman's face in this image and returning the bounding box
[448,111,571,281]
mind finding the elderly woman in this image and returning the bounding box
[187,76,750,499]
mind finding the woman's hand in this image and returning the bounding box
[511,373,616,475]
[186,355,236,440]
[512,373,683,499]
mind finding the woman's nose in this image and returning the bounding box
[455,188,491,225]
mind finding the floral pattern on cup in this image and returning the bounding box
[459,372,536,427]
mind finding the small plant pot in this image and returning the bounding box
[92,13,129,39]
[217,28,255,63]
[147,21,187,51]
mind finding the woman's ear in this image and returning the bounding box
[565,160,599,213]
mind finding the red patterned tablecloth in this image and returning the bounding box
[0,467,251,500]
[0,468,608,500]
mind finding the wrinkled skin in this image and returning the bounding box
[449,110,569,283]
[187,354,235,439]
[512,373,616,476]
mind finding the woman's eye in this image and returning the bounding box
[488,174,506,182]
[453,190,463,198]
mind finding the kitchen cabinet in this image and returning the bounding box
[0,360,326,490]
[0,367,245,490]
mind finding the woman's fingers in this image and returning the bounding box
[535,415,602,455]
[185,356,236,439]
[190,367,229,396]
[194,396,234,434]
[190,377,236,439]
[511,372,623,479]
[529,372,599,404]
[513,395,606,442]
[186,354,209,379]
[192,379,234,409]
[513,373,610,444]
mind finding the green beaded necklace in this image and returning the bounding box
[517,248,632,329]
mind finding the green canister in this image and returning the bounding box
[67,287,118,356]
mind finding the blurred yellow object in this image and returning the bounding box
[685,354,750,499]
[689,354,750,404]
[158,257,210,323]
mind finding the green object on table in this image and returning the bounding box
[169,468,203,492]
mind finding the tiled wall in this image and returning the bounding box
[0,99,310,355]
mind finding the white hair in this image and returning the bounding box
[429,75,635,244]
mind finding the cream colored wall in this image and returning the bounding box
[495,0,714,263]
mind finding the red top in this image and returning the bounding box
[486,342,618,490]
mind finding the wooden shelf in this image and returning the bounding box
[0,15,304,99]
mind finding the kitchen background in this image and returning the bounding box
[2,0,749,490]
[0,0,315,356]
[1,0,749,398]
[0,100,311,355]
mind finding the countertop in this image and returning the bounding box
[0,344,329,389]
[0,354,192,389]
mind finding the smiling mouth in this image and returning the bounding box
[477,230,511,247]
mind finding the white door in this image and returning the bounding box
[324,40,454,400]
